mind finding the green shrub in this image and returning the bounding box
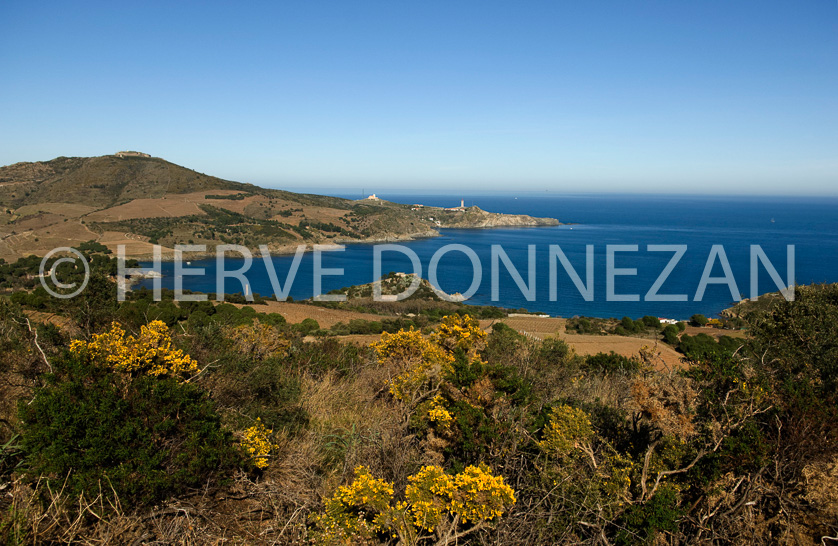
[689,314,708,327]
[641,316,661,329]
[537,336,571,364]
[294,318,320,335]
[19,354,240,507]
[662,324,680,345]
[616,484,683,544]
[584,352,641,375]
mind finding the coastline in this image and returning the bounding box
[121,220,562,262]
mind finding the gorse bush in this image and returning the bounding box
[315,464,515,545]
[239,418,276,469]
[19,354,239,506]
[18,322,240,507]
[69,320,199,379]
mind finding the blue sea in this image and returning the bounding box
[138,193,838,320]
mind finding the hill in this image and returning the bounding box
[0,154,559,261]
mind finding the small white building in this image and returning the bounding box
[366,194,380,201]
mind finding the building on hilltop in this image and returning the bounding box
[444,199,466,212]
[366,194,380,201]
[115,151,151,158]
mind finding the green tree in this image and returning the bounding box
[689,314,708,327]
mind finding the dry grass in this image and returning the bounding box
[480,316,685,370]
[0,220,99,262]
[2,478,139,545]
[233,301,391,329]
[84,192,221,222]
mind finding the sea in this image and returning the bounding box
[138,193,838,320]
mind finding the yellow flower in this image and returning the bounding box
[428,395,453,427]
[70,321,199,379]
[372,328,454,402]
[239,418,275,469]
[539,404,594,457]
[316,464,515,541]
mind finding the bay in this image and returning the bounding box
[138,193,838,320]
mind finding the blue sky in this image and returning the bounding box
[1,1,836,195]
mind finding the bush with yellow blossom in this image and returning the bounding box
[427,395,453,427]
[430,313,487,356]
[315,466,395,543]
[227,319,289,361]
[69,320,199,379]
[20,321,240,507]
[316,463,515,545]
[372,328,454,403]
[239,418,277,469]
[539,404,597,466]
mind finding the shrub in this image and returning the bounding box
[537,336,571,364]
[294,317,320,335]
[641,316,661,329]
[677,333,724,358]
[69,320,199,379]
[372,329,454,403]
[584,352,641,375]
[616,484,683,545]
[19,353,239,506]
[539,404,594,459]
[662,324,680,345]
[689,314,709,327]
[316,464,515,543]
[238,418,277,469]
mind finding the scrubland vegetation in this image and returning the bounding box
[0,250,836,544]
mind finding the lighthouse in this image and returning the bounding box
[460,199,465,208]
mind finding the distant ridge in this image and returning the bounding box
[0,154,559,261]
[0,155,254,209]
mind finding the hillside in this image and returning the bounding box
[0,154,559,261]
[3,260,837,543]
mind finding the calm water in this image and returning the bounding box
[139,194,838,320]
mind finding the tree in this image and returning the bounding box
[689,314,708,327]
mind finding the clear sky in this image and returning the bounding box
[1,1,836,195]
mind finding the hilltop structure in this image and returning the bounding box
[115,151,151,158]
[444,199,466,212]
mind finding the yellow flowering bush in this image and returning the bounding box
[372,329,454,403]
[427,395,453,427]
[316,464,515,544]
[539,404,595,458]
[69,320,199,379]
[372,316,489,405]
[316,466,395,542]
[430,314,487,356]
[448,464,516,524]
[403,465,454,532]
[228,319,289,360]
[239,418,276,469]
